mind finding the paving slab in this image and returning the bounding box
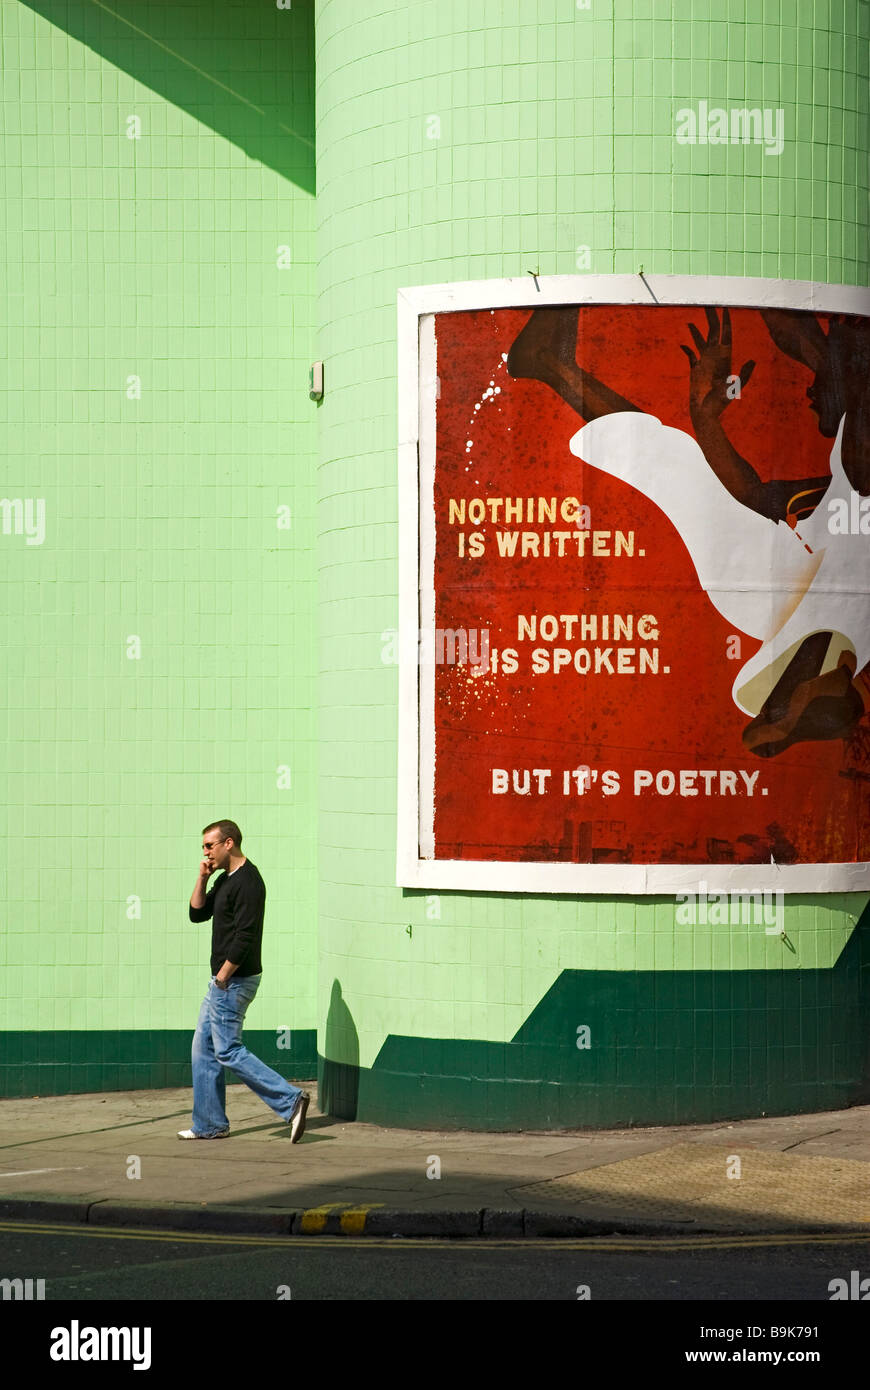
[0,1086,869,1237]
[510,1142,870,1231]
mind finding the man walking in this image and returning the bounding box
[178,819,309,1141]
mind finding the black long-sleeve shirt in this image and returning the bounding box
[189,859,266,977]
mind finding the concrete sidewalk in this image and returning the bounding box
[1,1085,869,1237]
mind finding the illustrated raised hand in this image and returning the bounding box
[680,306,754,420]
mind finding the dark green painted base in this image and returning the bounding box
[318,913,870,1130]
[0,1031,317,1099]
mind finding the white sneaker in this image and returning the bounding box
[288,1092,310,1143]
[177,1128,229,1140]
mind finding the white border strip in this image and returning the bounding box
[417,315,437,858]
[396,273,870,894]
[396,288,422,884]
[399,273,870,317]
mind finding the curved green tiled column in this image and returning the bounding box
[315,1,870,1128]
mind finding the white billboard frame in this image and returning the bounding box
[396,273,870,893]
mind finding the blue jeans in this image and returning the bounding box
[191,974,304,1136]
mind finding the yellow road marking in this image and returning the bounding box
[299,1202,385,1232]
[1,1220,870,1252]
[338,1204,384,1234]
[299,1203,342,1233]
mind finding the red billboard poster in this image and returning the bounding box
[396,277,870,892]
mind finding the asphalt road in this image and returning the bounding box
[2,1222,870,1302]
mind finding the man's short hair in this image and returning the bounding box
[203,819,243,849]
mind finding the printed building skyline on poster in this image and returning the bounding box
[397,275,870,894]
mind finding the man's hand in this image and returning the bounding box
[680,306,754,421]
[213,961,238,991]
[190,860,213,913]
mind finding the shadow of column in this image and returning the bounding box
[18,0,315,192]
[319,979,359,1120]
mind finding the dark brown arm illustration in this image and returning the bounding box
[506,307,641,420]
[682,307,828,522]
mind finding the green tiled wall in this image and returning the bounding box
[0,1,318,1096]
[3,0,869,1126]
[314,0,870,1125]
